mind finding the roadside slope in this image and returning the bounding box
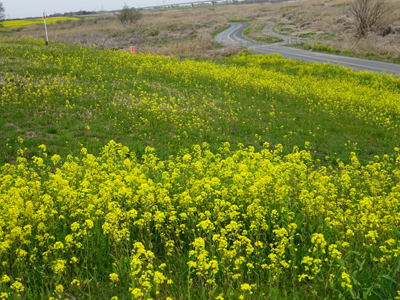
[215,22,400,74]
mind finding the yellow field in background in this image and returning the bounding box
[0,17,79,29]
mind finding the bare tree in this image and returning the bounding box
[117,5,142,28]
[351,0,392,37]
[0,2,5,20]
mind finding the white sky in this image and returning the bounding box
[1,0,200,19]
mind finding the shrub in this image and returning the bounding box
[149,28,159,37]
[351,0,392,37]
[117,5,142,28]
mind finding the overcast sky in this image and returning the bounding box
[2,0,195,19]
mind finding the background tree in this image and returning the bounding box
[117,5,142,28]
[0,2,5,20]
[351,0,392,37]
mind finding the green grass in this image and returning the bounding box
[0,29,14,35]
[317,32,336,40]
[211,41,224,49]
[298,32,316,38]
[288,42,400,64]
[1,37,400,168]
[242,21,283,44]
[256,36,282,43]
[211,24,231,37]
[228,18,250,22]
[142,33,198,47]
[266,18,294,35]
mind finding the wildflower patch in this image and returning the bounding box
[0,141,400,298]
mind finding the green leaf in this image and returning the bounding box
[337,259,345,267]
[365,284,381,298]
[351,270,360,286]
[295,211,303,224]
[371,289,384,300]
[351,276,359,286]
[381,274,397,285]
[393,225,400,238]
[359,259,365,272]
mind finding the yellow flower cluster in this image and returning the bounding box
[0,140,399,298]
[0,17,79,29]
[131,52,400,135]
[2,37,400,146]
[1,37,400,298]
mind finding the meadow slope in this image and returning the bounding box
[1,38,400,299]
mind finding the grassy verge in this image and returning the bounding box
[0,29,14,35]
[267,17,294,35]
[298,32,337,40]
[211,41,224,49]
[2,37,400,166]
[211,24,232,37]
[142,33,198,47]
[243,20,283,44]
[0,25,23,36]
[228,18,250,22]
[288,42,400,64]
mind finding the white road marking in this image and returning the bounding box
[220,22,399,74]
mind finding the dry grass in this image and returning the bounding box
[136,37,243,57]
[271,0,400,57]
[13,4,265,56]
[10,0,400,58]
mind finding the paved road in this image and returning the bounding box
[215,22,400,74]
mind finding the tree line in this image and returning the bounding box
[0,2,5,20]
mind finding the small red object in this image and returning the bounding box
[131,46,135,54]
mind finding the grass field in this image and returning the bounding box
[1,37,400,299]
[243,21,283,44]
[0,17,79,29]
[288,42,400,65]
[211,25,232,37]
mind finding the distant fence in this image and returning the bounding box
[219,36,307,50]
[288,37,307,44]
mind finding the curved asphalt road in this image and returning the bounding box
[215,22,400,75]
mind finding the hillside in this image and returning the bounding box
[1,38,400,299]
[1,0,399,61]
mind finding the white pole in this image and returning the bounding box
[43,12,49,45]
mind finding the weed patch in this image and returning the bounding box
[211,24,231,37]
